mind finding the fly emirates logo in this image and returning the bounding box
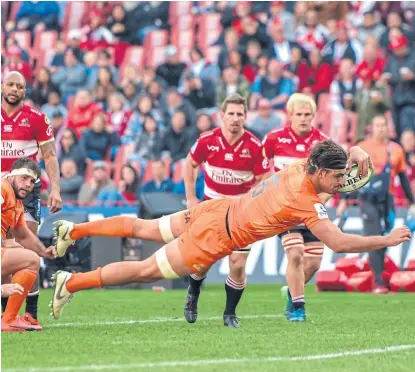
[1,141,37,158]
[206,163,253,185]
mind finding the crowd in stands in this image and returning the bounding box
[2,1,415,207]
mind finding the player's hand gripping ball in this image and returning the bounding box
[337,164,374,193]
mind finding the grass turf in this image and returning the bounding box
[2,284,415,372]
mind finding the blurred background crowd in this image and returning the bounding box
[2,0,415,208]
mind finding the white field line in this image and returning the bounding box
[4,344,415,372]
[46,313,283,328]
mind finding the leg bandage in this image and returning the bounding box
[282,233,304,250]
[304,242,324,257]
[159,216,175,243]
[155,246,180,279]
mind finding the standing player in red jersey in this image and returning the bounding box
[1,71,62,329]
[263,93,359,321]
[182,94,271,327]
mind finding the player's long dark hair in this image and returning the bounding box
[307,140,347,174]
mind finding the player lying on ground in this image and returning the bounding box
[1,158,57,332]
[50,140,411,320]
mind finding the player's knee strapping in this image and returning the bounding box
[155,246,180,279]
[304,242,324,257]
[159,216,175,243]
[282,233,304,250]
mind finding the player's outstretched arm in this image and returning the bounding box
[310,220,411,253]
[14,224,57,259]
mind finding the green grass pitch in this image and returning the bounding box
[2,284,415,372]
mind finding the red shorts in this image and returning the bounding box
[178,199,234,273]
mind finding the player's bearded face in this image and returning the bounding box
[10,175,35,199]
[1,79,25,106]
[222,103,246,134]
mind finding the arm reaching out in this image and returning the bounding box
[310,220,411,253]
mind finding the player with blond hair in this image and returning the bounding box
[49,140,409,321]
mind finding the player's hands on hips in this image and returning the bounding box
[386,226,412,246]
[186,197,200,209]
[1,283,24,297]
[348,146,373,176]
[43,246,58,259]
[48,187,62,213]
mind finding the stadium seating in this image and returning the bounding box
[315,270,348,291]
[389,271,415,292]
[346,271,373,292]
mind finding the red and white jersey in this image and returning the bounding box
[190,128,270,199]
[263,126,329,172]
[1,104,54,174]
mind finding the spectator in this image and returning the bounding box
[59,159,84,202]
[218,28,241,71]
[49,112,66,155]
[83,51,98,83]
[238,15,270,51]
[173,168,205,200]
[50,40,67,73]
[131,115,165,162]
[79,113,121,161]
[51,48,87,102]
[247,98,283,140]
[107,93,133,137]
[67,90,102,137]
[373,1,403,26]
[3,46,33,84]
[87,50,119,89]
[141,159,174,193]
[137,66,162,96]
[78,161,116,205]
[126,1,169,45]
[330,58,362,112]
[194,113,215,139]
[227,50,244,74]
[156,45,186,88]
[301,49,334,99]
[357,11,387,45]
[30,67,58,107]
[4,36,30,62]
[242,40,263,83]
[59,128,86,175]
[183,72,216,110]
[352,78,390,141]
[122,82,139,110]
[256,54,270,79]
[14,1,60,32]
[382,33,415,138]
[219,1,252,37]
[160,111,194,162]
[92,66,118,99]
[216,65,250,108]
[380,12,412,52]
[283,46,309,92]
[93,85,109,111]
[64,30,85,62]
[165,88,197,128]
[80,10,116,51]
[107,4,133,43]
[98,164,140,205]
[268,1,296,40]
[266,21,304,64]
[322,21,363,69]
[124,95,156,143]
[295,9,330,52]
[250,59,294,110]
[346,1,376,28]
[355,43,386,84]
[180,47,220,89]
[119,64,141,88]
[147,80,168,124]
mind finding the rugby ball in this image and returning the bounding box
[337,164,374,193]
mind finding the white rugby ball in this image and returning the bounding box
[337,164,374,193]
